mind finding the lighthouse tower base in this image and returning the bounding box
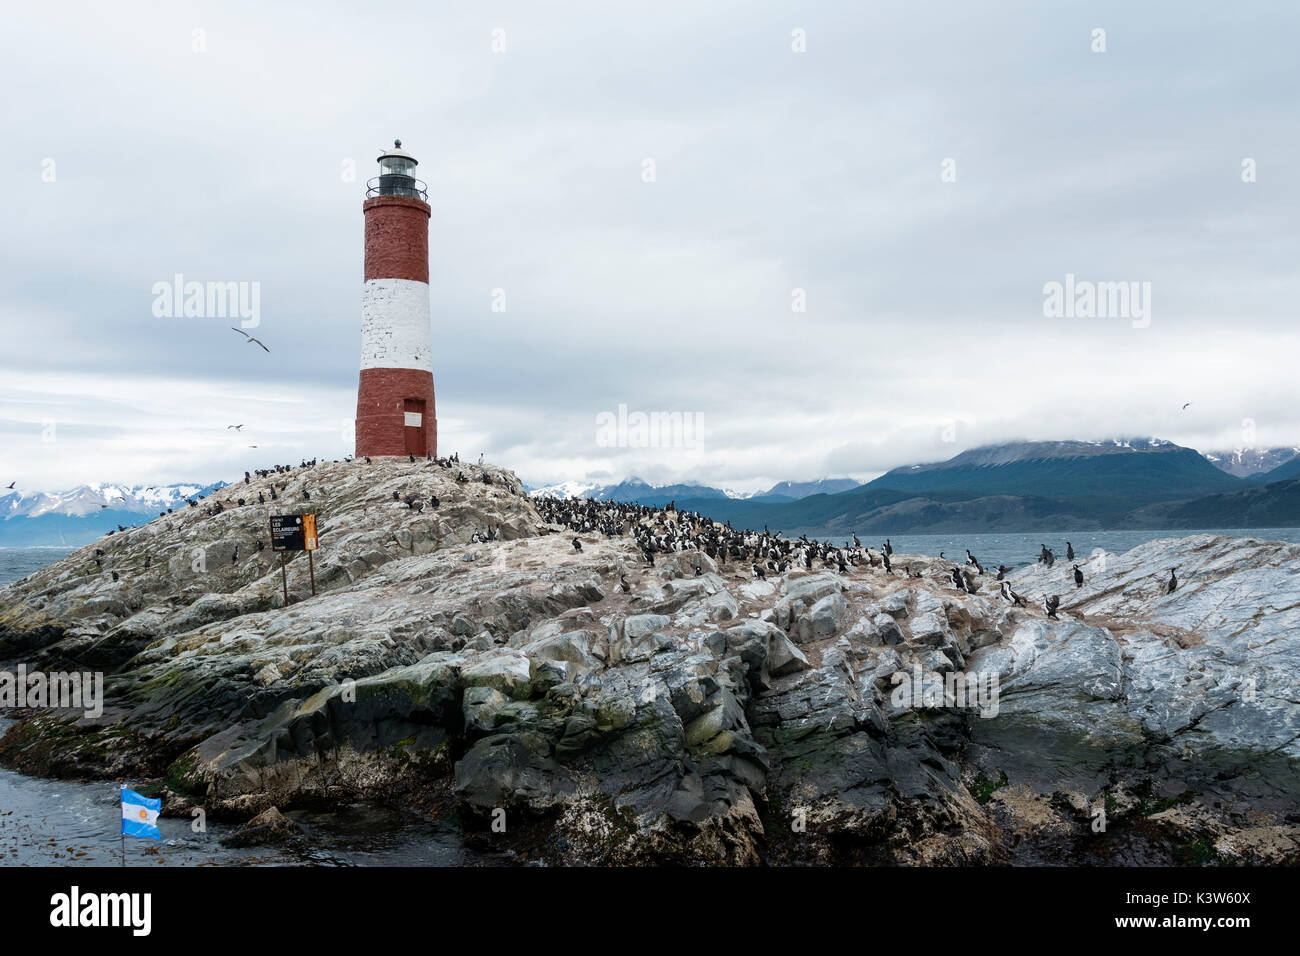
[355,368,436,457]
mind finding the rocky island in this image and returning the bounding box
[1,457,1296,865]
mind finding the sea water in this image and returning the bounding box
[806,528,1300,570]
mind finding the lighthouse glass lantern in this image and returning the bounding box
[369,140,427,199]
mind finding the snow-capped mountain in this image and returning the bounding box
[757,478,861,500]
[1,482,226,519]
[528,476,861,504]
[1201,447,1300,479]
[528,480,607,500]
[529,477,730,504]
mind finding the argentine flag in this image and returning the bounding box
[120,788,161,840]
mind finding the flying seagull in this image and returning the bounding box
[1182,402,1192,410]
[227,424,244,431]
[230,327,270,352]
[5,481,13,489]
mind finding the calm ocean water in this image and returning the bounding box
[0,547,75,588]
[799,528,1300,569]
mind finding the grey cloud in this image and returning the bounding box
[1,1,1296,491]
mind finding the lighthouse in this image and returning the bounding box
[355,140,436,458]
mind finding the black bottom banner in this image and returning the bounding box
[3,864,1281,943]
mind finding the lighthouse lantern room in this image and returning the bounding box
[369,140,426,199]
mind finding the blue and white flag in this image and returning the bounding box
[120,787,161,840]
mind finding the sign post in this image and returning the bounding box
[270,514,319,604]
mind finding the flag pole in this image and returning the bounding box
[119,785,125,867]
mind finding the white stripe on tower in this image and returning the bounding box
[360,278,432,370]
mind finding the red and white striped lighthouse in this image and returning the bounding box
[355,140,436,458]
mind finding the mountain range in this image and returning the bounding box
[0,483,225,547]
[1253,454,1300,484]
[531,439,1300,537]
[1202,446,1300,479]
[528,476,860,507]
[6,439,1300,546]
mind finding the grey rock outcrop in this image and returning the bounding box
[1,465,1296,865]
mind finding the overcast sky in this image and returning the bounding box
[2,1,1297,493]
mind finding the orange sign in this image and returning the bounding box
[302,513,318,551]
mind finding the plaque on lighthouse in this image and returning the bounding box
[355,140,437,459]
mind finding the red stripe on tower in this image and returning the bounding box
[355,140,437,458]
